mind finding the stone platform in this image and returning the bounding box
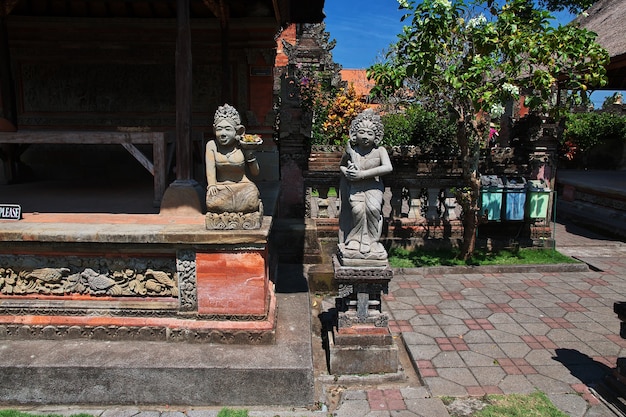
[0,213,277,343]
[0,289,314,406]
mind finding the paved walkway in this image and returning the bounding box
[327,220,625,416]
[7,218,626,417]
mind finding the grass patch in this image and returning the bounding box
[216,408,249,417]
[311,187,338,197]
[0,412,95,417]
[388,247,577,268]
[475,392,568,417]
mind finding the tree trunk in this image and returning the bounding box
[455,117,482,261]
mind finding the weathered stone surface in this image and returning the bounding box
[329,329,399,375]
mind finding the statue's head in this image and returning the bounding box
[349,109,384,146]
[213,104,245,146]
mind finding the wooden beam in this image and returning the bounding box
[202,0,228,27]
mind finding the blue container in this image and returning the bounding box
[480,175,504,221]
[504,177,527,221]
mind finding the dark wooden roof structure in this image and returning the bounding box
[575,0,626,89]
[1,0,324,25]
[0,0,325,209]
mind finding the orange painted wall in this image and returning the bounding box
[196,251,269,316]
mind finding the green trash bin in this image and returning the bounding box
[527,179,551,219]
[480,175,504,221]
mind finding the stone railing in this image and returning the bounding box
[304,156,466,243]
[303,153,553,247]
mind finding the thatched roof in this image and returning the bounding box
[574,0,626,89]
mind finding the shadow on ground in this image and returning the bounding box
[554,348,626,415]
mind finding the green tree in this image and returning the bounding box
[368,0,608,259]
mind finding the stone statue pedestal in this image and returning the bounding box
[205,202,263,230]
[329,255,398,375]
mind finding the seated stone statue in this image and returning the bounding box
[205,104,262,229]
[338,109,393,265]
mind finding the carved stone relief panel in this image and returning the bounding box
[0,254,177,297]
[176,249,197,311]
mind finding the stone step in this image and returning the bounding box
[557,198,626,239]
[0,288,314,407]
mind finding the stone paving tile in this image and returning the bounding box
[423,376,468,397]
[406,325,445,339]
[437,368,480,387]
[406,343,441,361]
[469,366,507,386]
[529,366,585,388]
[432,351,466,368]
[497,375,536,394]
[460,349,504,366]
[101,409,145,417]
[404,398,450,417]
[549,393,591,417]
[461,341,505,363]
[396,255,626,415]
[408,314,438,327]
[367,389,407,411]
[462,308,493,319]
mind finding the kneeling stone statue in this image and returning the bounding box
[205,104,263,229]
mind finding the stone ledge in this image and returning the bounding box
[0,214,272,245]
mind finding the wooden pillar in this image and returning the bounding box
[159,0,204,214]
[220,23,231,104]
[175,0,192,181]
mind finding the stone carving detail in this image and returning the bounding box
[0,255,177,297]
[333,256,393,329]
[337,283,353,298]
[338,311,389,329]
[176,250,197,311]
[0,324,274,344]
[205,209,263,230]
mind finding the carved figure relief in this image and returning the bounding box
[176,249,197,311]
[0,255,177,297]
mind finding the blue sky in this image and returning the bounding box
[323,0,576,69]
[322,0,618,108]
[323,0,406,69]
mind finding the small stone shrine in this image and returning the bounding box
[330,109,398,374]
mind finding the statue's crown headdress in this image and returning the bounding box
[349,109,384,142]
[214,104,241,125]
